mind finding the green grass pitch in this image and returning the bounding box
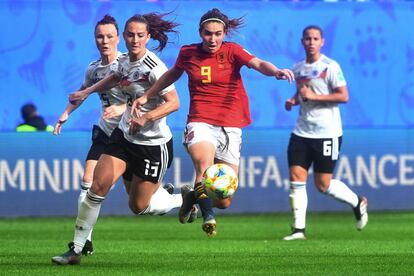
[1,212,413,275]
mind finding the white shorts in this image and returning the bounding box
[183,122,242,165]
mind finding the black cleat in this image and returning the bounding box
[353,196,368,231]
[67,240,94,256]
[283,228,307,241]
[178,185,196,224]
[51,246,81,265]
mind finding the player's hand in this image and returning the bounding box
[299,84,316,101]
[69,90,88,105]
[103,104,126,120]
[53,114,68,135]
[128,115,148,135]
[131,95,148,116]
[285,98,298,111]
[275,69,294,83]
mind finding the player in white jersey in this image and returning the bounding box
[283,25,368,241]
[53,15,131,255]
[52,13,183,265]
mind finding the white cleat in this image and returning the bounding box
[354,197,368,231]
[283,229,307,241]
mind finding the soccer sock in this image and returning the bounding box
[140,185,183,215]
[289,181,307,230]
[78,182,93,241]
[73,190,105,254]
[194,182,215,221]
[324,179,359,208]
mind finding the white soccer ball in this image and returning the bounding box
[202,163,238,200]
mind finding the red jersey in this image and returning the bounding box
[174,42,254,128]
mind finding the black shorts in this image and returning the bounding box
[105,127,173,183]
[86,125,133,181]
[287,133,342,174]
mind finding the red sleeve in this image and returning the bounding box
[232,43,255,67]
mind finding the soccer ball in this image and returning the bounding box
[202,163,238,200]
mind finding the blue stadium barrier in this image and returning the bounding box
[1,129,413,217]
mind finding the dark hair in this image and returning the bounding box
[95,14,119,35]
[302,25,324,38]
[124,12,179,52]
[21,103,37,120]
[199,8,244,35]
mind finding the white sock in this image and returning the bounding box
[73,190,104,254]
[78,182,91,208]
[140,185,183,215]
[325,179,359,208]
[78,182,93,241]
[289,181,307,229]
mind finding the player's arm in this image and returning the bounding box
[69,73,121,103]
[54,85,86,135]
[131,67,184,115]
[299,84,348,103]
[285,91,299,111]
[102,103,127,120]
[129,89,180,135]
[248,57,294,83]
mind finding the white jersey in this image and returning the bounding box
[83,51,127,137]
[292,54,347,138]
[117,50,175,146]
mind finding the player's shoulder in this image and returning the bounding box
[179,43,200,54]
[319,54,337,66]
[142,50,165,70]
[292,59,306,70]
[87,58,102,69]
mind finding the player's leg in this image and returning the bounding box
[313,136,368,230]
[126,139,181,216]
[51,154,126,265]
[187,141,217,236]
[284,134,312,241]
[69,127,109,256]
[212,126,242,209]
[180,123,216,233]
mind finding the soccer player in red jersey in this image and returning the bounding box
[132,8,294,236]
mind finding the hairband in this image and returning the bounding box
[200,18,226,27]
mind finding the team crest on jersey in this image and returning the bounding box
[217,52,226,63]
[92,71,103,83]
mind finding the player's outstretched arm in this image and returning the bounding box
[248,57,294,83]
[69,73,121,104]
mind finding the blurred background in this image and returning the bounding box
[1,0,413,217]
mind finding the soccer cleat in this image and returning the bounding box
[178,185,196,224]
[283,228,307,241]
[67,240,94,256]
[163,182,175,195]
[354,196,368,231]
[202,216,217,237]
[187,205,198,223]
[51,247,81,265]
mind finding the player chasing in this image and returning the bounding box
[53,15,128,256]
[132,8,294,237]
[51,12,184,265]
[283,25,368,241]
